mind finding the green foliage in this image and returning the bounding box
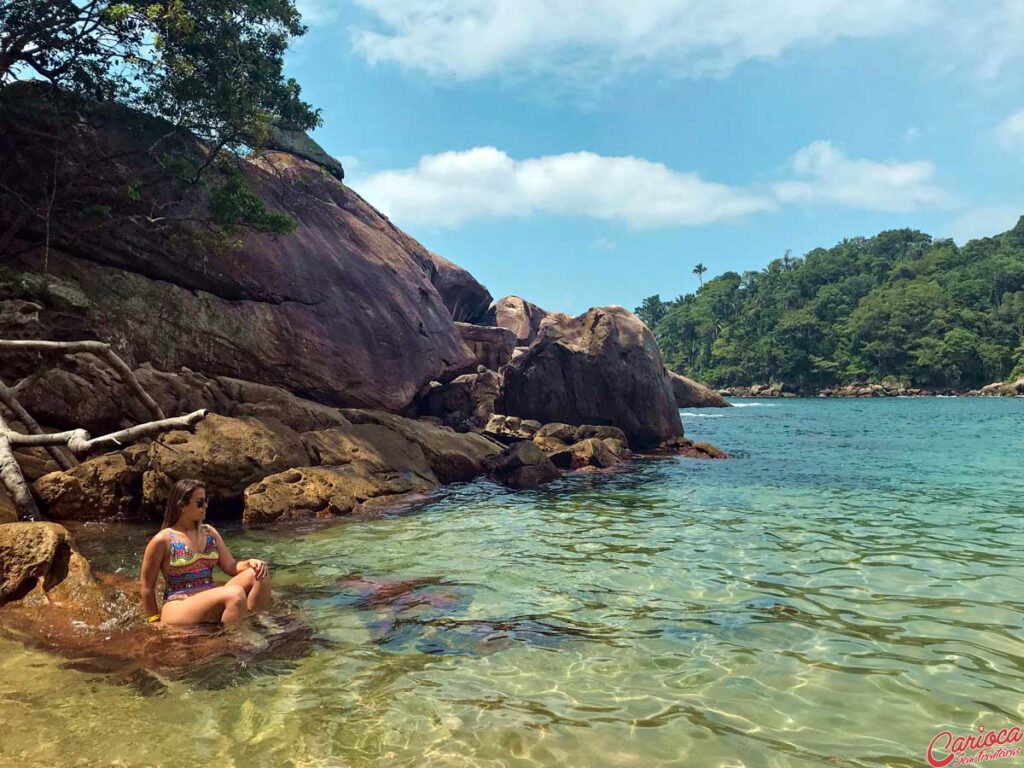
[208,159,296,234]
[639,220,1024,389]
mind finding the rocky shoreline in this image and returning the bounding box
[0,86,728,675]
[716,379,1024,398]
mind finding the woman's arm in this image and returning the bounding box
[139,533,167,619]
[208,525,244,576]
[208,525,268,579]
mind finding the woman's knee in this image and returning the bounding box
[225,584,247,606]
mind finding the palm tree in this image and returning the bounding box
[692,262,707,287]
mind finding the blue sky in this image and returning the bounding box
[285,1,1024,315]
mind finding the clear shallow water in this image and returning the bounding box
[2,398,1024,767]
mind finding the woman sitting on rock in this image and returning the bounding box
[140,478,271,626]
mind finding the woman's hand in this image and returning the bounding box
[246,559,269,580]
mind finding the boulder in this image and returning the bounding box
[535,423,579,442]
[426,252,493,324]
[455,323,516,371]
[498,306,683,449]
[242,464,435,524]
[142,414,309,509]
[483,414,543,443]
[489,295,551,345]
[415,367,501,431]
[548,438,618,470]
[1,85,477,412]
[33,445,149,521]
[341,410,502,483]
[264,123,345,180]
[12,356,352,435]
[483,441,560,489]
[657,437,729,459]
[0,522,103,608]
[302,424,437,485]
[667,371,732,408]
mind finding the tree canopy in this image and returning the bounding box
[0,0,320,242]
[638,219,1024,390]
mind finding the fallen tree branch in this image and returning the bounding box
[0,414,42,521]
[0,376,76,470]
[0,339,166,420]
[5,409,207,454]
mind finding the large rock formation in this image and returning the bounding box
[498,306,683,449]
[668,370,732,408]
[0,84,475,411]
[427,252,493,324]
[489,295,553,346]
[455,323,516,371]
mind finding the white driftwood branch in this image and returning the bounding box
[0,339,166,420]
[5,410,207,453]
[0,414,42,521]
[0,376,76,470]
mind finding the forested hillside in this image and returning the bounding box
[638,217,1024,390]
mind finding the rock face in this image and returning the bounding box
[143,414,309,509]
[427,252,493,324]
[489,295,552,345]
[0,522,102,607]
[498,307,683,449]
[243,464,435,524]
[415,368,502,431]
[483,441,560,489]
[0,84,476,412]
[668,371,732,408]
[341,410,502,483]
[455,323,516,371]
[264,124,345,180]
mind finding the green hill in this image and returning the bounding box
[638,217,1024,390]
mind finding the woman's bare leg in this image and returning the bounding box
[227,568,272,613]
[160,585,248,626]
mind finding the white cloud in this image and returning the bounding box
[295,0,340,25]
[349,0,931,81]
[995,110,1024,153]
[589,237,617,251]
[772,141,948,212]
[355,147,775,228]
[944,205,1024,244]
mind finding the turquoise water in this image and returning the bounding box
[2,398,1023,767]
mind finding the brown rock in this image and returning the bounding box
[489,295,551,345]
[302,424,437,485]
[242,464,435,524]
[549,437,618,470]
[667,370,732,408]
[426,252,493,324]
[535,422,579,442]
[1,86,476,412]
[33,446,149,521]
[499,306,682,449]
[483,441,560,488]
[0,522,102,608]
[415,368,501,431]
[143,414,309,509]
[341,410,502,483]
[455,323,516,371]
[532,435,569,453]
[656,437,729,459]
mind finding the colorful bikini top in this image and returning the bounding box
[163,525,219,601]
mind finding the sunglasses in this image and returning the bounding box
[190,498,209,508]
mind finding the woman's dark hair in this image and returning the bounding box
[162,478,205,530]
